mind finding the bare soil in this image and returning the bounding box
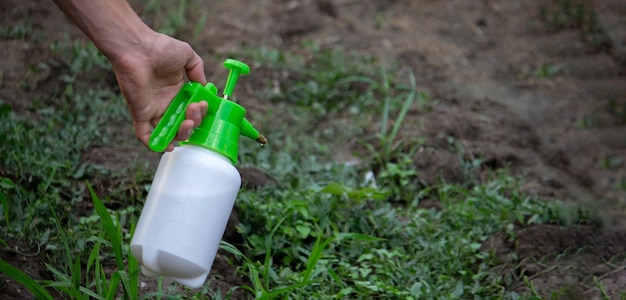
[1,0,625,298]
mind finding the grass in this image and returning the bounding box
[233,166,556,299]
[0,3,599,300]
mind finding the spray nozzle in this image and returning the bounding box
[148,59,265,164]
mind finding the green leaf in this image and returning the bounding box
[296,224,311,239]
[451,281,464,297]
[320,182,347,197]
[410,282,422,297]
[0,259,54,300]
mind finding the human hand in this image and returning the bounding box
[110,31,208,152]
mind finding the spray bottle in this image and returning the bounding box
[130,59,266,288]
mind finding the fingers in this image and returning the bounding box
[173,119,195,143]
[199,100,208,118]
[187,102,202,126]
[152,101,209,152]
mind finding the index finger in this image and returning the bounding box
[135,120,152,149]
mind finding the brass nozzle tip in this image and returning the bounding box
[256,134,268,145]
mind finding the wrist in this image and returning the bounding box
[99,23,157,67]
[53,0,156,66]
[91,11,156,64]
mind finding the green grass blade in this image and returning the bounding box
[106,271,121,300]
[386,71,416,154]
[117,270,134,300]
[262,208,296,290]
[0,258,54,300]
[301,234,334,282]
[0,188,10,227]
[88,182,124,270]
[79,286,107,300]
[219,241,247,260]
[71,254,82,297]
[45,263,70,283]
[326,266,345,288]
[380,68,391,138]
[95,251,104,296]
[85,239,102,289]
[45,281,72,295]
[127,219,140,297]
[157,276,162,300]
[191,12,208,44]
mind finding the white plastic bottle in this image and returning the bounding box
[130,145,241,288]
[130,60,265,288]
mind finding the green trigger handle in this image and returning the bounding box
[148,82,217,152]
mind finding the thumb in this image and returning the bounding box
[185,49,206,85]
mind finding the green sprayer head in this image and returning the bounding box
[148,59,266,164]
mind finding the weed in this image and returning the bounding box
[519,63,563,80]
[592,276,611,299]
[136,0,190,37]
[618,177,626,191]
[0,20,40,41]
[538,0,610,49]
[598,155,622,170]
[50,39,111,76]
[246,43,386,115]
[375,152,419,201]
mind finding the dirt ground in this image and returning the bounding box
[1,0,625,298]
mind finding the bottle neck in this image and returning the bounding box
[180,144,235,165]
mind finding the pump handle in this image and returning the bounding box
[223,59,250,99]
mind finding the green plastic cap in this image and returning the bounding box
[148,59,265,164]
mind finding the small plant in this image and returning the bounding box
[50,39,111,76]
[137,0,190,37]
[519,63,563,80]
[592,276,612,299]
[0,20,37,41]
[538,0,609,49]
[617,177,626,192]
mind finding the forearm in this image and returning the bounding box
[52,0,154,64]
